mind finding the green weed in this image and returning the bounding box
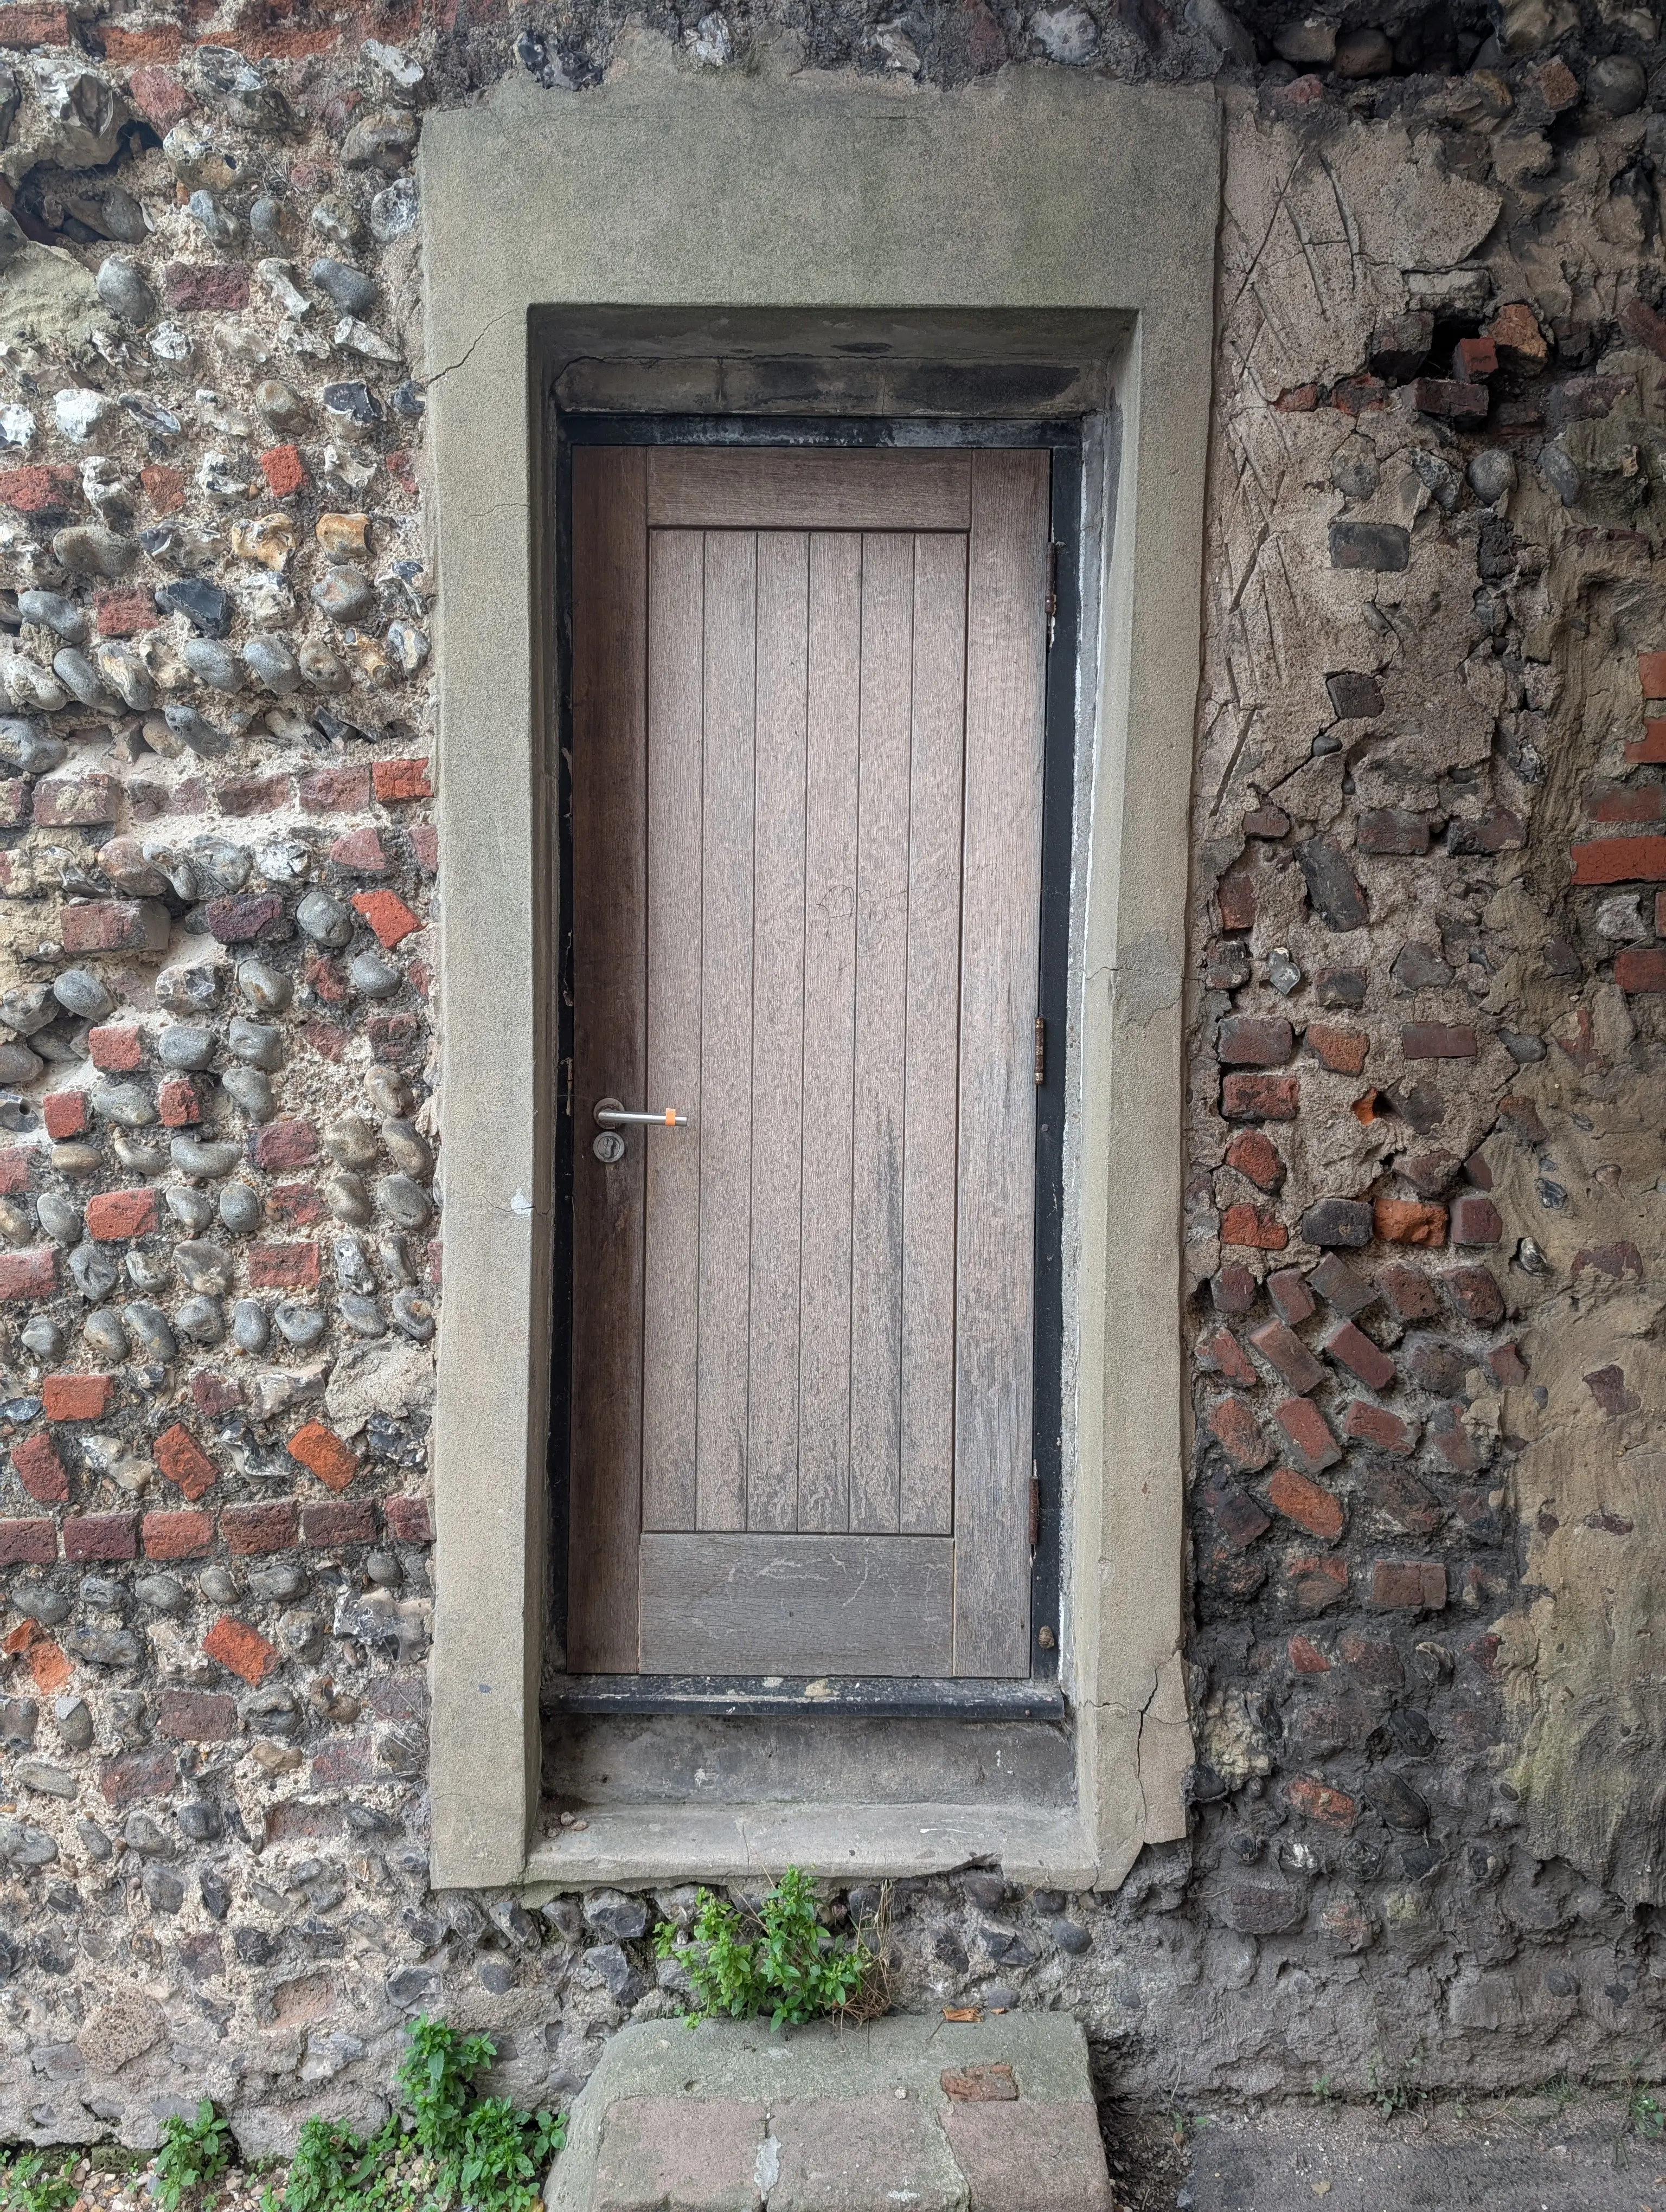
[156,2101,234,2212]
[0,2152,79,2212]
[1310,2073,1337,2112]
[655,1866,879,2030]
[1366,2045,1425,2120]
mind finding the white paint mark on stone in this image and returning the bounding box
[510,1189,534,1217]
[753,2129,780,2203]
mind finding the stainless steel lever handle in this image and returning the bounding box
[594,1097,688,1128]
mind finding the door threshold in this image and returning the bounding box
[545,1674,1067,1721]
[522,1801,1096,1890]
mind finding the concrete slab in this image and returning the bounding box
[545,2013,1112,2212]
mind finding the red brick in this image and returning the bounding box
[86,1188,161,1241]
[1220,1201,1287,1251]
[382,1496,432,1544]
[1306,1023,1369,1075]
[1248,1319,1324,1394]
[164,262,251,313]
[1374,1198,1446,1248]
[1287,1554,1349,1615]
[143,1509,214,1560]
[65,1512,138,1562]
[1401,1023,1477,1059]
[0,779,28,829]
[0,1150,28,1197]
[330,826,388,872]
[1226,1129,1285,1193]
[304,955,349,1004]
[1343,1399,1417,1454]
[1588,779,1663,822]
[1378,1262,1437,1320]
[41,1373,112,1422]
[12,1434,68,1504]
[1624,723,1666,766]
[158,1689,238,1741]
[189,1373,242,1417]
[351,890,422,948]
[304,1018,350,1060]
[158,1076,201,1127]
[94,584,158,635]
[0,5,77,48]
[1222,1073,1299,1121]
[1639,651,1666,699]
[1616,947,1666,993]
[1266,1465,1344,1541]
[204,891,289,943]
[1489,1342,1529,1386]
[138,466,187,528]
[298,764,371,814]
[42,1092,87,1140]
[1286,1773,1356,1830]
[1571,834,1666,885]
[1200,1327,1258,1387]
[1218,1015,1293,1067]
[1429,1403,1488,1472]
[1449,1192,1502,1246]
[288,1419,357,1493]
[1266,1268,1315,1326]
[1273,1396,1340,1476]
[1210,1272,1255,1321]
[87,1022,142,1072]
[266,1182,325,1226]
[36,774,121,830]
[0,1248,55,1301]
[203,1614,278,1686]
[411,825,438,874]
[154,1422,217,1501]
[60,899,170,954]
[1370,1559,1446,1611]
[0,1517,57,1566]
[366,1013,419,1064]
[1322,1321,1395,1391]
[1453,335,1496,382]
[250,1119,316,1173]
[302,1499,377,1547]
[1207,1395,1272,1472]
[259,444,307,498]
[1218,866,1256,931]
[98,1748,178,1807]
[0,463,79,515]
[373,757,433,803]
[248,1242,321,1290]
[1356,807,1431,855]
[216,771,292,818]
[1289,1634,1329,1674]
[221,1500,299,1555]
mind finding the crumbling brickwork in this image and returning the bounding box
[0,0,1663,2152]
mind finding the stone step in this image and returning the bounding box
[544,2012,1114,2212]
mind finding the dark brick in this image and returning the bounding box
[1428,1404,1490,1474]
[61,899,170,953]
[383,1496,432,1544]
[1286,1554,1349,1615]
[1404,1334,1468,1396]
[1323,1321,1395,1390]
[1401,1022,1478,1059]
[1411,377,1489,422]
[1402,1150,1459,1199]
[251,1119,317,1172]
[302,1500,377,1547]
[1296,839,1369,931]
[1249,1319,1325,1395]
[1325,671,1382,721]
[1218,1014,1293,1067]
[1443,1265,1504,1325]
[1222,1073,1299,1121]
[221,1501,299,1555]
[1370,1559,1446,1611]
[1310,1255,1375,1315]
[1218,866,1256,932]
[163,262,251,312]
[158,1689,238,1741]
[1489,1342,1529,1386]
[65,1513,138,1561]
[1266,1268,1315,1326]
[1208,1483,1272,1548]
[1300,1199,1373,1248]
[1273,1397,1341,1476]
[0,1517,57,1566]
[1337,1631,1405,1689]
[1329,521,1410,572]
[1615,947,1666,994]
[1356,808,1430,856]
[1379,1263,1438,1320]
[99,1748,178,1807]
[203,892,290,944]
[1447,807,1524,854]
[1211,1262,1257,1317]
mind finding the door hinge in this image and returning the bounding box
[1033,1014,1046,1087]
[1029,1469,1042,1553]
[1045,541,1059,648]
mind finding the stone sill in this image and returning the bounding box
[521,1802,1095,1891]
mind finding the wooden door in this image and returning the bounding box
[567,446,1049,1679]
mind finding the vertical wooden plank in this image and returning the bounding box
[695,531,757,1532]
[746,532,809,1531]
[567,447,648,1671]
[797,533,862,1534]
[954,451,1049,1676]
[642,529,706,1533]
[900,533,967,1538]
[848,532,914,1536]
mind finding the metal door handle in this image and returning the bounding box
[594,1097,688,1128]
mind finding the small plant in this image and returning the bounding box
[156,2100,234,2212]
[0,2152,79,2212]
[1366,2045,1424,2120]
[1612,2063,1666,2170]
[1310,2073,1336,2112]
[656,1866,881,2029]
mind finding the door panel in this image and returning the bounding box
[568,446,1048,1678]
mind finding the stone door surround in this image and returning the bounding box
[420,44,1220,1889]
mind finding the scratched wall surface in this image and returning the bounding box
[0,0,1665,2148]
